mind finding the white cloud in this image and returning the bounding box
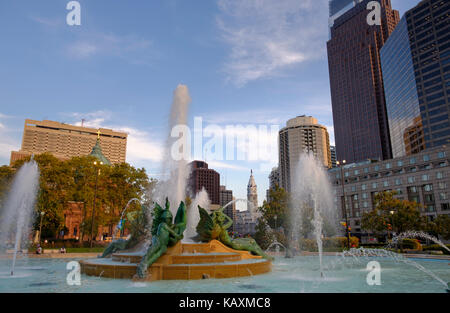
[66,32,153,64]
[217,0,328,86]
[0,115,21,162]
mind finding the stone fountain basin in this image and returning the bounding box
[80,240,272,281]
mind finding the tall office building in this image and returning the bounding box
[381,0,450,158]
[327,0,400,164]
[279,116,331,192]
[219,185,235,223]
[187,161,220,205]
[10,119,127,165]
[330,146,337,168]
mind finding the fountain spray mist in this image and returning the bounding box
[290,153,337,277]
[184,188,211,242]
[0,159,40,276]
[152,84,192,215]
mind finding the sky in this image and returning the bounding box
[0,0,421,210]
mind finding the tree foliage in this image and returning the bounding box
[2,153,154,240]
[361,191,426,235]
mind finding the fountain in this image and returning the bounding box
[0,158,40,276]
[388,231,450,253]
[112,198,142,241]
[184,188,210,242]
[290,153,337,277]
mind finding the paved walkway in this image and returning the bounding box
[0,253,100,260]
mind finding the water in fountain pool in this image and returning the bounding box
[1,255,448,293]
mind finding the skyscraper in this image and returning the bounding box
[330,146,337,168]
[381,0,450,158]
[279,116,331,192]
[219,185,235,223]
[187,161,220,205]
[327,0,400,164]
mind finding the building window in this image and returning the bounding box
[422,174,430,181]
[436,172,444,179]
[386,163,392,169]
[397,160,403,167]
[442,203,450,211]
[395,178,402,185]
[408,186,418,193]
[423,184,433,192]
[374,165,380,171]
[408,177,416,183]
[362,193,368,199]
[383,181,389,187]
[396,189,403,195]
[423,155,430,162]
[372,182,378,189]
[410,157,416,164]
[439,182,447,189]
[438,151,446,158]
[439,193,448,201]
[362,184,367,190]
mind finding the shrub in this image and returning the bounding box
[422,244,450,255]
[400,238,422,250]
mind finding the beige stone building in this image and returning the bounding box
[10,119,127,165]
[279,115,331,192]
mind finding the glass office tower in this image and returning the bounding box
[381,0,450,157]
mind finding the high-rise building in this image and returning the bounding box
[219,185,235,223]
[266,167,280,201]
[10,119,127,165]
[187,161,220,205]
[381,0,450,158]
[330,145,338,168]
[327,0,400,164]
[279,116,331,192]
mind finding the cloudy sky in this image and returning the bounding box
[0,0,420,208]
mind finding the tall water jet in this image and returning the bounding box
[184,188,211,241]
[290,153,337,277]
[152,85,192,216]
[0,159,40,276]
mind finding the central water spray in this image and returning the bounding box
[151,85,192,216]
[0,158,40,276]
[290,153,337,278]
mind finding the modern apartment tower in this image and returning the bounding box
[279,116,332,192]
[381,0,450,158]
[219,185,235,222]
[327,0,400,164]
[10,119,128,165]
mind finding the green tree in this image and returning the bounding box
[255,185,289,248]
[361,191,425,235]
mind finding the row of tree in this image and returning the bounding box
[0,153,155,241]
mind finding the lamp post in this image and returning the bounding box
[337,160,351,249]
[389,210,394,240]
[90,161,102,248]
[38,211,45,245]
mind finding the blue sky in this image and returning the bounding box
[0,0,420,209]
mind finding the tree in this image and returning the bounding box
[361,191,425,235]
[255,185,289,248]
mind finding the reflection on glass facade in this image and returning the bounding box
[381,17,424,158]
[381,0,450,157]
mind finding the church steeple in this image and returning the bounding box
[89,130,111,165]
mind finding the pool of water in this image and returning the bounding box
[0,255,448,293]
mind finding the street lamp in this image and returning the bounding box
[90,161,103,248]
[39,211,45,245]
[389,210,394,240]
[337,160,351,249]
